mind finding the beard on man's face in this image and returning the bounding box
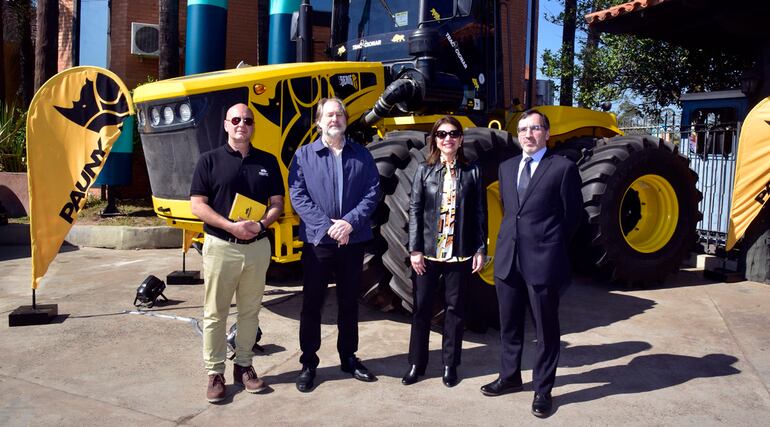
[323,125,345,138]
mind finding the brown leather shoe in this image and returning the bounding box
[234,364,267,393]
[207,373,226,403]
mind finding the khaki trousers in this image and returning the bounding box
[202,235,270,375]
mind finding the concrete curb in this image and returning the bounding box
[0,223,182,249]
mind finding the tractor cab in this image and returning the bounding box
[329,0,503,122]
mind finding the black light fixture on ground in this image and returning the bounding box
[133,275,168,308]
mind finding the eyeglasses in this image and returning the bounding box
[228,117,254,126]
[434,130,462,139]
[517,124,545,134]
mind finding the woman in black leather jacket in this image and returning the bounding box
[401,115,486,388]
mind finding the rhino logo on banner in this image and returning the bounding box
[54,73,130,132]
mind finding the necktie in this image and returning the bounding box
[518,157,532,199]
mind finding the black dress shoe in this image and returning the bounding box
[480,377,523,396]
[401,365,425,385]
[442,366,459,387]
[532,392,553,418]
[296,366,316,393]
[340,357,377,382]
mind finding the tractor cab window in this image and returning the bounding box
[687,107,738,158]
[332,0,457,45]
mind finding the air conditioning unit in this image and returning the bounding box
[131,22,160,57]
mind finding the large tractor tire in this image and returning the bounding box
[364,131,427,310]
[366,128,519,331]
[577,135,702,285]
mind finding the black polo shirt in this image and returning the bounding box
[190,143,284,240]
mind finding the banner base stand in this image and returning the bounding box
[167,270,201,285]
[9,304,59,327]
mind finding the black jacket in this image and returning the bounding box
[493,151,582,285]
[408,160,486,258]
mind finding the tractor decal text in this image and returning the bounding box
[445,33,468,69]
[352,39,382,50]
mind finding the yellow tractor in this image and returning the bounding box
[133,0,701,329]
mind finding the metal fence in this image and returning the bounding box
[618,114,739,253]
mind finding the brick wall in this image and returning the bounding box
[225,0,258,68]
[313,25,331,61]
[110,0,166,90]
[499,0,530,109]
[59,0,74,70]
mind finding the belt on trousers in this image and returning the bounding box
[222,230,268,244]
[225,236,257,244]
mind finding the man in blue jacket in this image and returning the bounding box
[288,97,381,392]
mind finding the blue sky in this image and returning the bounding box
[538,0,564,71]
[79,0,109,67]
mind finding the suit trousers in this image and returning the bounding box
[495,266,561,394]
[202,235,271,375]
[408,259,470,369]
[299,242,364,368]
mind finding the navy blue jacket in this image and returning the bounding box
[288,136,380,246]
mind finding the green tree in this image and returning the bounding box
[541,0,753,113]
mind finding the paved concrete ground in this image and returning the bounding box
[1,245,769,426]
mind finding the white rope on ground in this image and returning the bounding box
[125,310,203,335]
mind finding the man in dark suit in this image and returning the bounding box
[480,109,582,418]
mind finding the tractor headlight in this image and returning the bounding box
[137,109,145,127]
[150,107,161,126]
[178,103,192,122]
[162,106,174,124]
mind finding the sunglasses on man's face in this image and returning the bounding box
[434,130,462,139]
[228,117,254,126]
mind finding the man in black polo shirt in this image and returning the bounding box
[190,103,284,403]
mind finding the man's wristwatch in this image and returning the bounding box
[257,220,266,232]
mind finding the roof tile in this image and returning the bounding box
[585,0,670,24]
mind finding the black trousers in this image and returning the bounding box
[299,242,364,368]
[408,259,470,369]
[495,267,562,395]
